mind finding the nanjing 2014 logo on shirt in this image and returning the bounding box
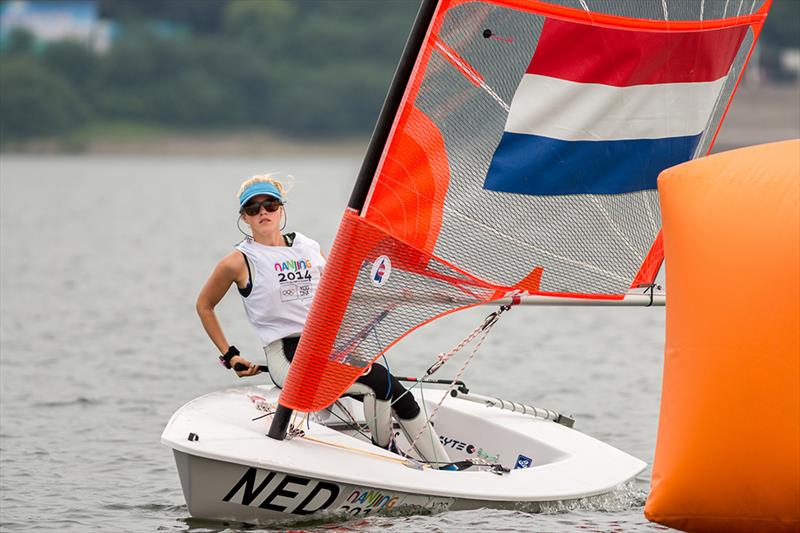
[370,256,391,287]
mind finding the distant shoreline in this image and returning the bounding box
[2,84,797,157]
[1,126,370,157]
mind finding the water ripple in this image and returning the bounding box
[1,156,672,533]
[31,397,101,408]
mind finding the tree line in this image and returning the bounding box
[0,0,420,142]
[1,0,797,143]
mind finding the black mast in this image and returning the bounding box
[268,0,439,441]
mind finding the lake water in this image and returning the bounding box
[0,155,669,532]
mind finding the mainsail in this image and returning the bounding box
[272,0,771,419]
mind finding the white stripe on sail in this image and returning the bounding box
[504,75,727,141]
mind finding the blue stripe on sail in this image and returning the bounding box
[483,132,702,195]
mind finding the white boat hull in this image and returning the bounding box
[162,384,645,525]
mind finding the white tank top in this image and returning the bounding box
[235,233,326,346]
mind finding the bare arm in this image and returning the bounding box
[196,251,260,377]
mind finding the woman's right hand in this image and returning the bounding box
[231,356,262,377]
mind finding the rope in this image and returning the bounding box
[425,305,510,377]
[300,434,423,467]
[406,305,511,458]
[284,410,306,440]
[300,434,507,473]
[388,305,509,413]
[637,282,657,307]
[323,401,372,441]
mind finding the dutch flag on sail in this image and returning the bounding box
[484,19,747,196]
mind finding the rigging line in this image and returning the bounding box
[326,400,371,441]
[300,435,415,466]
[425,306,507,377]
[700,0,705,21]
[333,399,360,428]
[417,381,438,463]
[661,0,669,21]
[284,410,305,440]
[749,0,756,14]
[586,194,645,264]
[644,283,655,307]
[723,0,730,18]
[405,306,512,463]
[443,206,631,284]
[736,0,744,17]
[433,41,510,112]
[387,306,506,413]
[406,310,497,456]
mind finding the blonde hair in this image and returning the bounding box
[237,174,291,202]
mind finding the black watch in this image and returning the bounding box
[220,345,240,369]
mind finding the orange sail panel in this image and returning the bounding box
[364,106,449,256]
[279,0,770,412]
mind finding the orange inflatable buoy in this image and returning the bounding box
[645,140,800,532]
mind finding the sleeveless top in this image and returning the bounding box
[235,232,326,346]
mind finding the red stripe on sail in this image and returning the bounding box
[526,18,747,86]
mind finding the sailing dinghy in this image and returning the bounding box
[163,0,770,524]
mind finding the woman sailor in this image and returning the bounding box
[196,175,451,467]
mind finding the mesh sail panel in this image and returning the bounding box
[696,28,756,157]
[281,210,500,409]
[279,0,770,412]
[391,2,752,295]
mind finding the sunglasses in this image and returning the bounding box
[242,198,283,216]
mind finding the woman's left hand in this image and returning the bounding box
[231,356,262,377]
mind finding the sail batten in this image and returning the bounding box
[277,0,770,413]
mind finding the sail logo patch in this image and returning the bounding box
[370,256,391,287]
